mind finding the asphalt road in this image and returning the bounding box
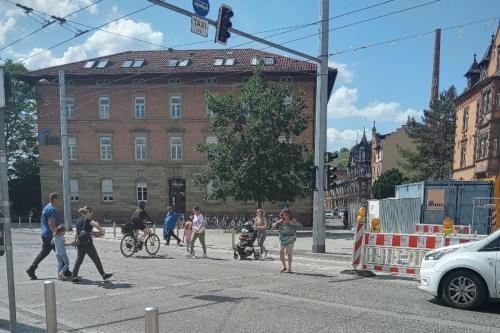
[1,231,500,333]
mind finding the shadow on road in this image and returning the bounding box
[427,299,500,314]
[77,279,134,290]
[292,272,335,278]
[0,319,45,333]
[193,294,257,303]
[132,254,173,259]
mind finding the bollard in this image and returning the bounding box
[231,228,235,250]
[44,280,57,333]
[153,222,156,235]
[145,307,159,333]
[113,221,116,238]
[18,217,21,226]
[29,217,32,229]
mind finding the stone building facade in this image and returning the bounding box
[452,27,500,181]
[371,123,415,184]
[23,49,337,224]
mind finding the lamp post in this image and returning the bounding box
[39,69,72,231]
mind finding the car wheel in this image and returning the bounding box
[441,270,487,310]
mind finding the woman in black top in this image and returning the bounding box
[71,206,112,283]
[132,201,151,240]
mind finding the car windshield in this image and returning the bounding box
[476,228,500,244]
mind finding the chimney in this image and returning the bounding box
[430,29,441,107]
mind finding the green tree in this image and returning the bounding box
[330,147,350,168]
[399,86,457,181]
[371,168,407,199]
[1,60,40,216]
[196,68,313,208]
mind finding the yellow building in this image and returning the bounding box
[371,124,415,184]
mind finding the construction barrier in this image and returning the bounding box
[415,224,471,235]
[360,232,485,276]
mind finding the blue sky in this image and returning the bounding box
[1,0,499,151]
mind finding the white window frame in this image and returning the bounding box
[170,136,183,161]
[99,96,110,119]
[102,179,113,202]
[135,136,147,161]
[135,96,145,119]
[137,182,148,202]
[68,136,77,161]
[170,96,181,118]
[70,179,79,202]
[100,136,112,160]
[65,97,75,120]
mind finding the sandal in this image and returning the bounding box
[280,267,287,273]
[287,269,294,274]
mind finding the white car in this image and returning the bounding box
[325,210,334,218]
[419,229,500,310]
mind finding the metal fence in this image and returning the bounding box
[472,197,500,234]
[379,198,421,234]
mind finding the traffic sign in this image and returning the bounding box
[193,0,209,17]
[191,15,209,37]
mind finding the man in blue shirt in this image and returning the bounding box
[163,206,181,245]
[26,192,70,279]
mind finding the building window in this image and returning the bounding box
[135,136,147,160]
[100,136,112,160]
[137,182,148,202]
[207,180,217,203]
[102,179,113,202]
[206,136,218,159]
[170,96,181,118]
[99,96,110,119]
[68,136,77,160]
[493,139,498,158]
[462,107,469,131]
[497,93,500,110]
[460,143,467,168]
[476,99,481,122]
[280,76,294,83]
[477,133,489,160]
[135,97,145,118]
[70,179,79,201]
[65,97,75,120]
[170,136,182,160]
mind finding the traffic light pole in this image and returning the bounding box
[148,0,330,253]
[0,69,17,332]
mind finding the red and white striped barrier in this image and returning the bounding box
[359,232,485,277]
[352,222,365,269]
[415,224,471,235]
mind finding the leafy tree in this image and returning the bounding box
[196,68,313,208]
[1,60,40,216]
[330,147,350,168]
[371,168,407,199]
[399,86,457,181]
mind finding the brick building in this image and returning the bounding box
[22,49,336,224]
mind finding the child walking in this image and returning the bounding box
[183,219,193,256]
[53,225,70,280]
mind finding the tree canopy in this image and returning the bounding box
[371,168,407,199]
[195,68,313,208]
[399,86,457,181]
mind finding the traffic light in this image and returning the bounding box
[325,151,339,163]
[215,4,233,45]
[326,166,337,190]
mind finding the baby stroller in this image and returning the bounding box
[233,221,261,260]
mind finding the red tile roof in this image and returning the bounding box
[24,49,318,77]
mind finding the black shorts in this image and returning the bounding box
[134,220,146,231]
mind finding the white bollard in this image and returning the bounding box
[232,228,235,249]
[153,222,156,235]
[113,221,116,238]
[29,217,32,229]
[18,217,21,226]
[145,307,159,333]
[44,281,57,333]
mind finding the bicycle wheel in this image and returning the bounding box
[145,233,160,255]
[120,234,136,257]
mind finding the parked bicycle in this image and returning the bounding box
[120,221,160,257]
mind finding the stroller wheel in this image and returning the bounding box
[233,253,238,260]
[254,252,260,260]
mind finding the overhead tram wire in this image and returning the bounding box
[0,0,104,52]
[329,15,500,56]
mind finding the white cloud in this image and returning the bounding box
[329,61,354,84]
[0,17,16,44]
[327,128,364,144]
[0,0,98,18]
[20,18,164,69]
[327,85,423,124]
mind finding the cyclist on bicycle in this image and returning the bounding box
[131,201,151,243]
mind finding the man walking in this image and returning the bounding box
[26,192,70,279]
[163,206,181,245]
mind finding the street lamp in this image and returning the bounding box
[39,69,72,231]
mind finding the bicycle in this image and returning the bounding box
[120,221,161,257]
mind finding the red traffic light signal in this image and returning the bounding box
[215,5,233,45]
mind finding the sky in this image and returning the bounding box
[1,0,499,152]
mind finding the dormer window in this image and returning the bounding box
[168,59,179,67]
[122,60,133,68]
[250,57,260,65]
[96,60,109,68]
[214,58,224,66]
[264,57,275,65]
[178,59,190,67]
[225,58,235,66]
[132,59,144,68]
[83,61,95,68]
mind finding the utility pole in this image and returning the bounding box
[58,69,72,231]
[0,69,17,332]
[148,0,330,252]
[312,0,329,253]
